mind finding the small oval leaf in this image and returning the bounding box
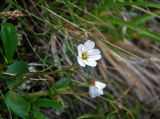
[6,61,28,74]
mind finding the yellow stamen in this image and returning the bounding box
[82,52,88,60]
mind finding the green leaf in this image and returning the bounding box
[34,98,64,110]
[55,77,71,91]
[1,23,18,62]
[6,61,28,74]
[6,61,28,89]
[33,111,48,119]
[5,91,30,118]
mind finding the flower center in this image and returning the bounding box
[82,52,88,60]
[90,80,95,86]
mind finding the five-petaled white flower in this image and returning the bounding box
[77,40,101,67]
[89,81,106,98]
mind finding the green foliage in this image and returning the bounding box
[106,111,118,119]
[6,61,28,89]
[34,98,64,110]
[105,1,160,9]
[55,77,71,91]
[1,23,18,63]
[5,91,30,118]
[6,61,28,74]
[0,0,159,119]
[33,111,49,119]
[101,18,160,42]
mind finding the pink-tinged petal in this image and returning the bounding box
[84,40,95,51]
[77,44,84,56]
[77,56,86,67]
[84,59,97,67]
[95,81,106,90]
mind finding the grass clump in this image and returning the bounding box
[0,0,160,119]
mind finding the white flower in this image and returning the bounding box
[89,81,106,98]
[77,40,101,67]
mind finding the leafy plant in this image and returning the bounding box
[0,0,159,119]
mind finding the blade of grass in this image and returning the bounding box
[105,1,160,9]
[0,90,12,119]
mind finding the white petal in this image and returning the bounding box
[77,44,84,56]
[88,49,101,60]
[89,86,101,98]
[77,56,86,67]
[95,81,106,90]
[88,49,101,56]
[98,89,104,95]
[84,59,97,67]
[88,55,101,60]
[84,40,95,51]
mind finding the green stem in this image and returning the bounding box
[24,91,48,98]
[24,64,79,78]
